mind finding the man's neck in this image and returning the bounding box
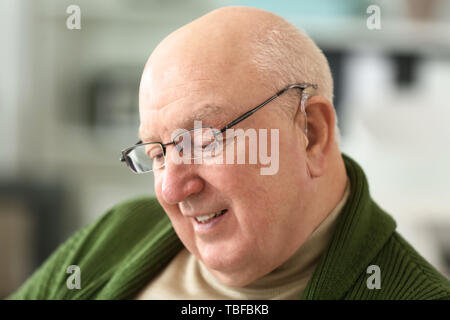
[310,152,348,234]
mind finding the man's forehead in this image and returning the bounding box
[138,60,250,140]
[139,103,230,143]
[138,39,265,143]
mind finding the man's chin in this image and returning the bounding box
[197,243,243,270]
[198,248,260,287]
[204,264,261,288]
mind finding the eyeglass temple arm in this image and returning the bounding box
[221,94,280,132]
[220,83,317,133]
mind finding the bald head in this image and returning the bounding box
[140,6,334,120]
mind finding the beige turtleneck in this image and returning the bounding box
[135,179,350,300]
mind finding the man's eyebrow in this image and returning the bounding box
[138,131,155,144]
[138,105,226,143]
[182,105,225,126]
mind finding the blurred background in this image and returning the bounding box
[1,0,450,298]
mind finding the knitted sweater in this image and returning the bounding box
[7,154,450,299]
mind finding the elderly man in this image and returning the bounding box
[9,7,450,300]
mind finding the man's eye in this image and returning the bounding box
[147,149,164,160]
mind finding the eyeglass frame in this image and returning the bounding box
[120,83,318,172]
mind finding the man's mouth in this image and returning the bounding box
[194,209,228,224]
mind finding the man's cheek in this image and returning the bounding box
[171,218,197,252]
[213,165,261,191]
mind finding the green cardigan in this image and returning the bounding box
[7,154,450,300]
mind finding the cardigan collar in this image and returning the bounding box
[301,153,396,299]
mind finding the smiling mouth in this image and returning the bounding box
[195,209,228,223]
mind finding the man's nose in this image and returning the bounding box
[160,156,204,205]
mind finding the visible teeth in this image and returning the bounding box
[195,210,226,223]
[196,213,217,223]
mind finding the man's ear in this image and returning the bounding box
[294,95,336,178]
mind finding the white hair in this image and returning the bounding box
[249,20,341,144]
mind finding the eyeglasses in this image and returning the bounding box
[120,83,318,174]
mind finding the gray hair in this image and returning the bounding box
[249,20,341,144]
